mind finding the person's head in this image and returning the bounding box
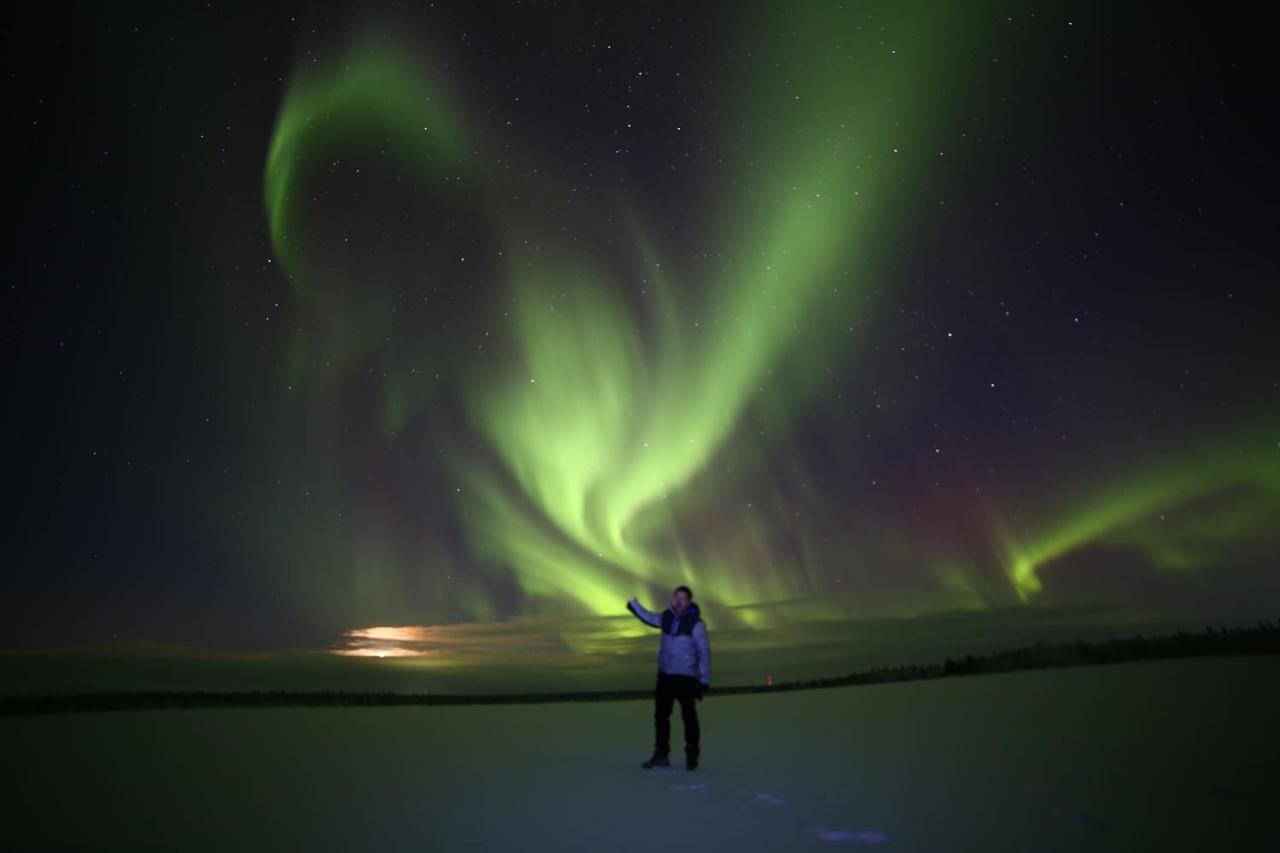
[672,585,693,613]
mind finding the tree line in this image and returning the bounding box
[3,619,1277,715]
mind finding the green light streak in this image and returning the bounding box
[262,8,967,618]
[264,32,470,283]
[993,427,1280,599]
[459,5,959,612]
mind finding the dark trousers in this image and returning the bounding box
[653,670,700,756]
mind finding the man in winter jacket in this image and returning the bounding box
[627,585,711,770]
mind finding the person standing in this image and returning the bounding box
[627,585,711,770]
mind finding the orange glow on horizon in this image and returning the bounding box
[345,626,439,643]
[327,617,642,662]
[331,645,436,658]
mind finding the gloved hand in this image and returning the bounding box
[696,683,708,701]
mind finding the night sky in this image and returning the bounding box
[6,2,1277,678]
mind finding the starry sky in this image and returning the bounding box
[5,2,1277,684]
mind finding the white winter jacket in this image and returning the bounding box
[627,598,711,685]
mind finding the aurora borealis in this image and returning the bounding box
[6,2,1278,683]
[263,3,975,627]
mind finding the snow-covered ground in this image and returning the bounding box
[4,655,1277,851]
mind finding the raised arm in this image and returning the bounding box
[626,597,662,628]
[693,620,711,685]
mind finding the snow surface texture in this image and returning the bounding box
[4,656,1278,851]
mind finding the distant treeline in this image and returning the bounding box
[3,620,1278,716]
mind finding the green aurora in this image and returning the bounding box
[261,5,1280,648]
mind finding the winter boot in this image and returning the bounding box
[642,753,670,769]
[685,752,699,770]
